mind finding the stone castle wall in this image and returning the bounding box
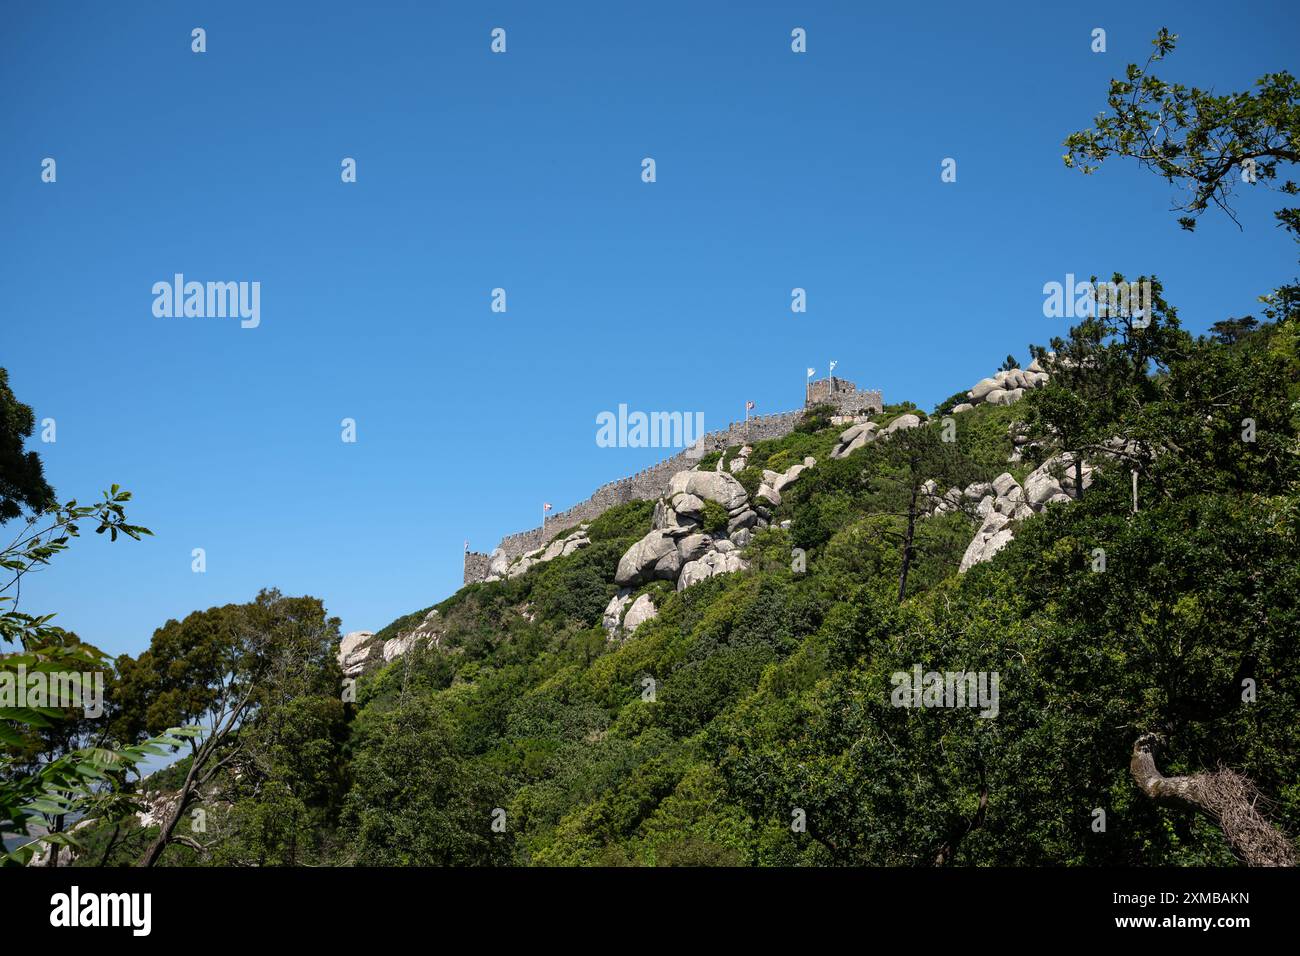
[462,550,491,584]
[806,376,883,416]
[463,409,805,582]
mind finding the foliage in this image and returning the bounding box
[0,368,56,524]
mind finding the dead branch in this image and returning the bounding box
[1130,733,1296,867]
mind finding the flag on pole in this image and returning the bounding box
[746,400,755,411]
[464,539,469,552]
[829,360,838,375]
[807,368,815,378]
[543,503,553,512]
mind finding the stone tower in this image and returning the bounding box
[805,376,883,417]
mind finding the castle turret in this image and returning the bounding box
[806,376,883,417]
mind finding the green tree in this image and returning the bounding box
[0,368,55,524]
[113,589,342,866]
[0,489,196,866]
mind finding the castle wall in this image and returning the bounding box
[463,409,805,582]
[462,550,490,584]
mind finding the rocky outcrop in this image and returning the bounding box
[830,412,924,460]
[601,590,659,639]
[958,456,1090,572]
[726,445,752,473]
[954,358,1051,412]
[830,421,880,458]
[885,413,922,434]
[622,594,658,633]
[612,463,782,596]
[667,471,749,512]
[602,590,632,633]
[615,530,681,586]
[678,549,748,590]
[338,630,376,678]
[337,609,449,676]
[487,525,591,582]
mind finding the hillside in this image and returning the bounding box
[65,313,1300,867]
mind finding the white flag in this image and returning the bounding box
[806,368,815,378]
[829,360,838,373]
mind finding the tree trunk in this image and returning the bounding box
[135,750,201,867]
[898,487,918,603]
[1130,734,1295,867]
[44,813,65,867]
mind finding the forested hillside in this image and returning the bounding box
[40,308,1297,867]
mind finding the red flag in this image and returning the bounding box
[543,503,553,512]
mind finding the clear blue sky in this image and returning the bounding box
[3,1,1297,658]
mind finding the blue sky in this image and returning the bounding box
[3,1,1297,658]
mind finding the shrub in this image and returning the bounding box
[700,499,729,535]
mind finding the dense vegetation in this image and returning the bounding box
[27,307,1290,867]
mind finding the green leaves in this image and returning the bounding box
[1,725,200,866]
[1063,31,1299,246]
[0,482,156,865]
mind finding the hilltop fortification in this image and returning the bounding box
[463,377,882,583]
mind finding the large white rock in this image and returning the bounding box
[960,522,1015,573]
[831,421,879,458]
[982,528,1015,561]
[676,532,713,563]
[622,594,658,635]
[671,493,705,520]
[507,556,536,579]
[769,462,810,492]
[995,484,1026,515]
[885,413,922,434]
[677,550,748,591]
[339,630,372,660]
[560,535,589,557]
[1023,468,1064,506]
[602,590,632,635]
[487,548,509,577]
[969,377,1000,401]
[668,470,749,512]
[727,509,758,534]
[991,472,1019,497]
[383,633,417,662]
[615,530,679,586]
